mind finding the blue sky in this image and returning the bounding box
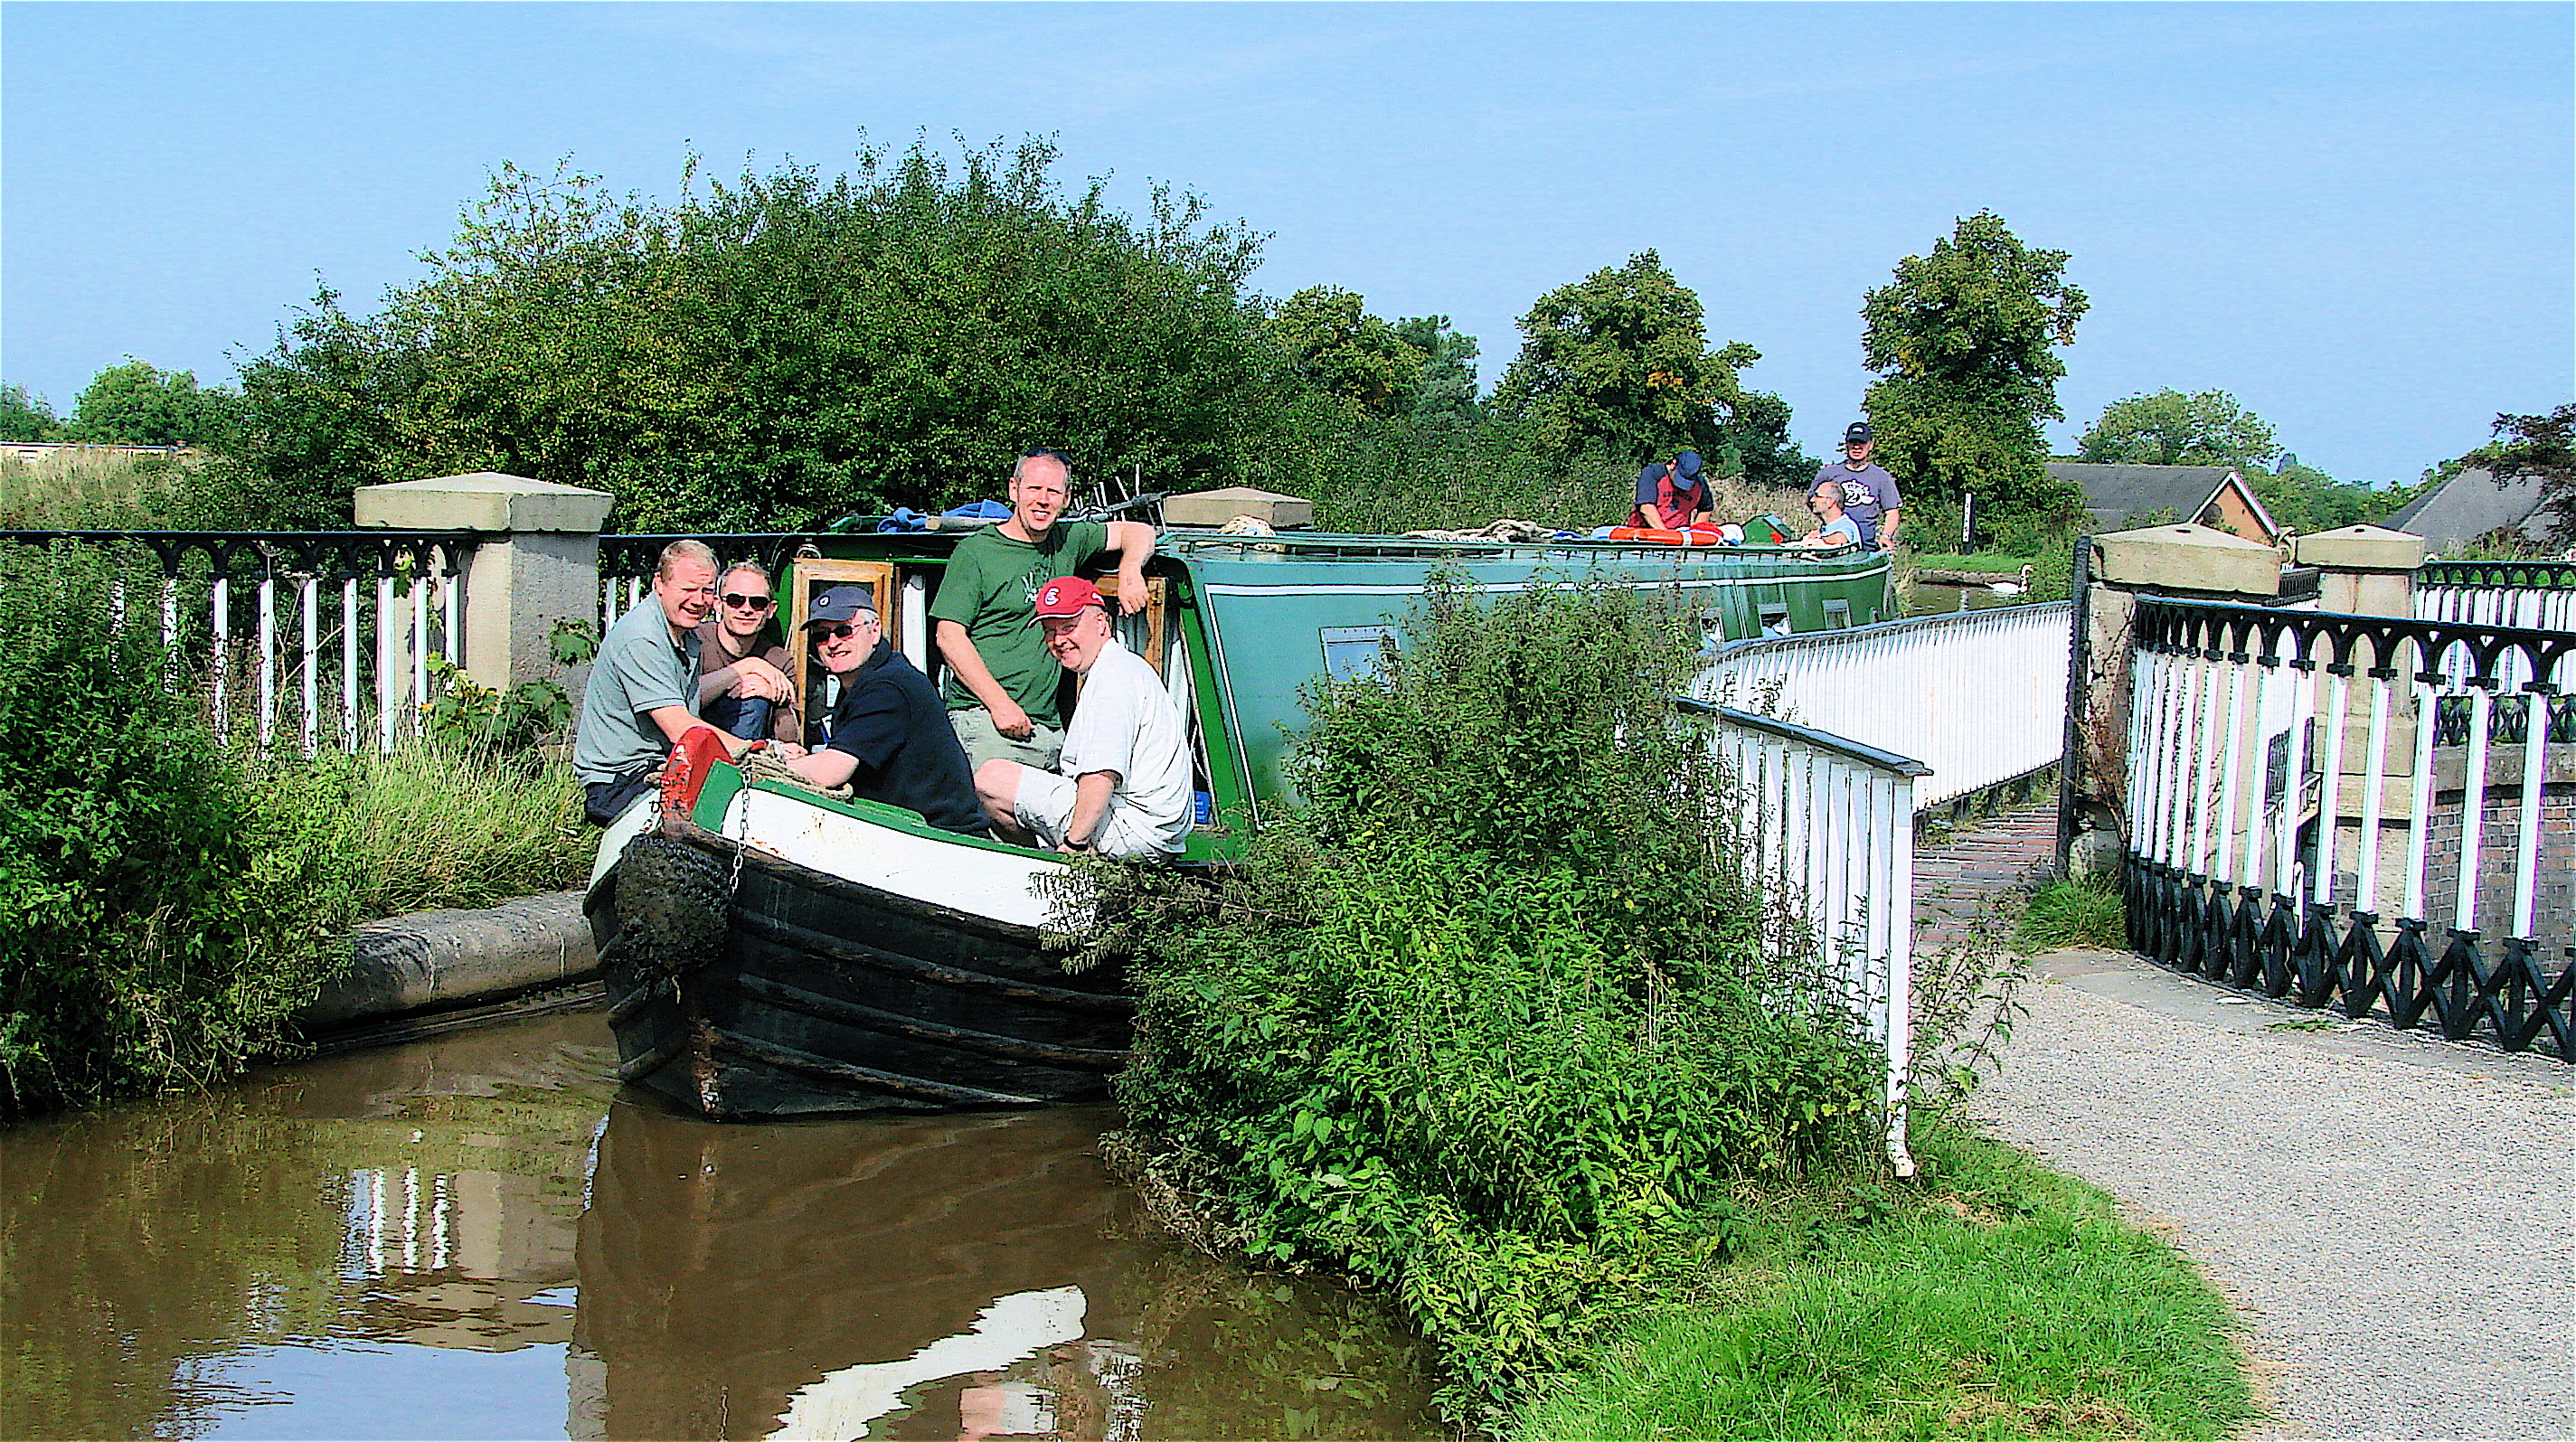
[5,1,2568,485]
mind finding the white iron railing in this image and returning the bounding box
[2417,560,2576,635]
[2121,598,2572,1057]
[1692,601,2071,809]
[2,531,473,753]
[1702,702,1928,1175]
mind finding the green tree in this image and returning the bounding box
[1268,286,1427,417]
[1861,211,2089,516]
[0,384,63,442]
[63,360,235,447]
[2078,388,2281,469]
[1720,388,1819,492]
[1491,251,1764,468]
[2464,401,2576,547]
[1392,314,1481,431]
[211,139,1277,531]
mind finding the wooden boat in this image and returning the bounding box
[586,526,1896,1120]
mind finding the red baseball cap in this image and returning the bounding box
[1029,575,1105,623]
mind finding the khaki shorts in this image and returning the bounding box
[948,706,1064,774]
[1007,768,1174,859]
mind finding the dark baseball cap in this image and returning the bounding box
[806,586,879,626]
[1845,422,1873,446]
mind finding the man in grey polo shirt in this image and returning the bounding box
[574,539,769,825]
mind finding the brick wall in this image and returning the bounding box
[2420,780,2576,943]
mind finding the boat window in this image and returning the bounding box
[1759,604,1792,637]
[1320,625,1398,683]
[1821,599,1851,630]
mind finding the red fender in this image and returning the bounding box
[659,725,733,821]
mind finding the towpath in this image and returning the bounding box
[1914,806,2576,1440]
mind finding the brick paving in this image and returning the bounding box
[1911,802,2059,951]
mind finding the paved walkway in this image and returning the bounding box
[1911,808,2575,1439]
[1911,803,2061,951]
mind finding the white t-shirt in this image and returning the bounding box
[1060,636,1193,852]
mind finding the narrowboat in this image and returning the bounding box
[586,526,1894,1120]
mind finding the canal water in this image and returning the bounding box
[0,1009,1443,1440]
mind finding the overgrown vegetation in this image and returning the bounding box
[1068,575,1903,1426]
[1058,578,2238,1433]
[2015,872,2130,952]
[0,545,589,1119]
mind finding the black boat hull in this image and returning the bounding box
[590,825,1132,1120]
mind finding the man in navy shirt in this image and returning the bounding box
[786,586,987,835]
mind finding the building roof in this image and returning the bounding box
[2046,463,2275,536]
[2378,467,2551,551]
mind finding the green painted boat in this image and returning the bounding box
[587,529,1892,1119]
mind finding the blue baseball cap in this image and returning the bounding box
[806,586,878,627]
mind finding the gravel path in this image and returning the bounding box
[1967,949,2573,1441]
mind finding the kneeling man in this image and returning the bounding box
[975,577,1190,858]
[786,587,989,835]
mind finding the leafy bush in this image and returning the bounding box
[0,544,589,1118]
[1080,572,1888,1425]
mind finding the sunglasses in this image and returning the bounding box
[721,593,774,610]
[809,621,873,641]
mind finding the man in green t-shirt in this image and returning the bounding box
[930,450,1155,771]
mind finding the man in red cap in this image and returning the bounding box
[972,576,1191,858]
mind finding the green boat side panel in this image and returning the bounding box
[1172,540,1892,806]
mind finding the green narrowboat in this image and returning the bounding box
[587,528,1892,1120]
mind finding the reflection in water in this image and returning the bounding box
[0,1009,1438,1441]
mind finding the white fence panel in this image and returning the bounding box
[1693,601,2071,809]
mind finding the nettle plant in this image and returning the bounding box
[423,617,597,750]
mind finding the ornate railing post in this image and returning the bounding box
[2291,526,2429,918]
[355,473,614,700]
[2060,523,2283,883]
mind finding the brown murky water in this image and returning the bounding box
[0,1009,1442,1440]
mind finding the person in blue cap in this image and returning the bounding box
[785,585,987,835]
[1628,451,1714,530]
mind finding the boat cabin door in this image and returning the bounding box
[787,559,897,735]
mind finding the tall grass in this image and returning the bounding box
[0,448,194,529]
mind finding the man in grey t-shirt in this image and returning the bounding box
[573,539,770,825]
[1812,421,1903,551]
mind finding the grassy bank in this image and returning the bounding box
[1517,1123,2251,1440]
[1,544,589,1119]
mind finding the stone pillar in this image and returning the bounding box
[2294,524,2425,619]
[2290,524,2430,909]
[2060,524,2284,878]
[354,473,615,694]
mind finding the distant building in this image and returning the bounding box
[2378,467,2556,554]
[2048,462,2282,542]
[2,440,191,464]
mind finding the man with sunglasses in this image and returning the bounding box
[575,539,766,826]
[930,450,1155,773]
[786,586,986,835]
[694,561,800,744]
